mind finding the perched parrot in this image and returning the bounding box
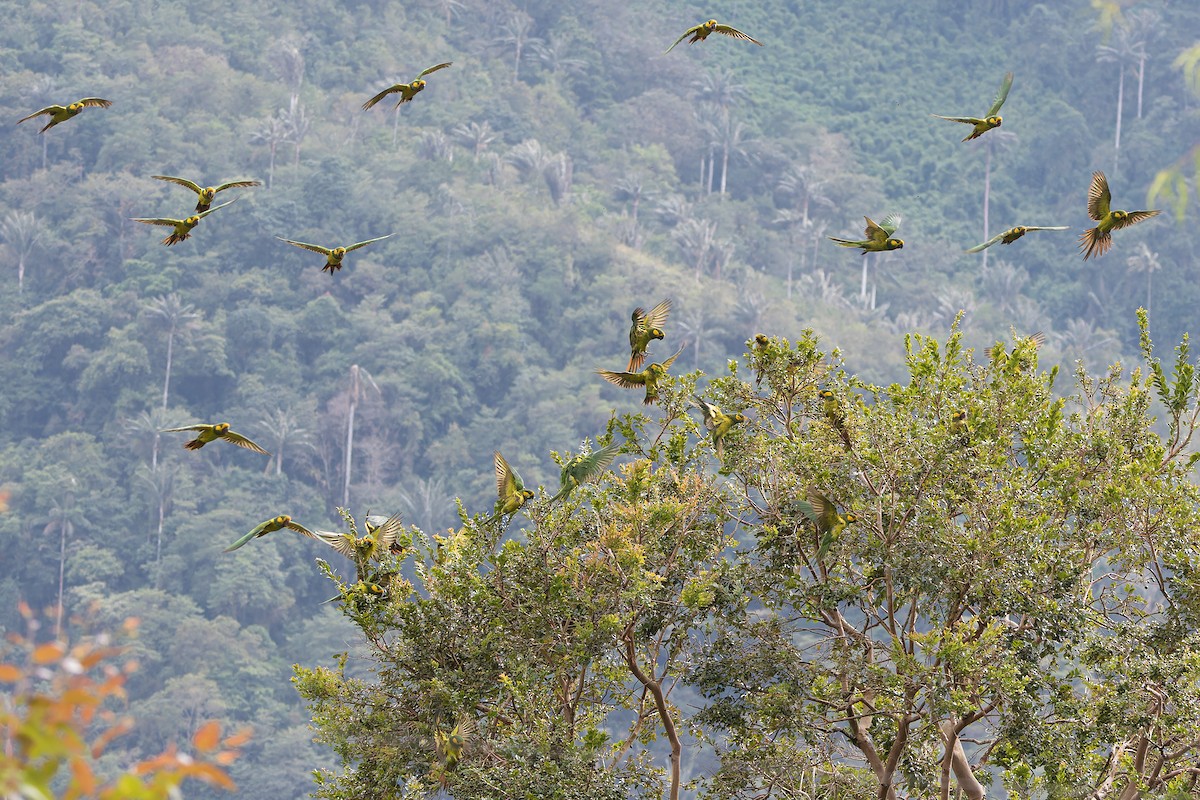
[310,512,405,580]
[597,345,685,405]
[277,233,395,274]
[627,299,672,371]
[17,98,112,133]
[829,215,903,254]
[362,63,453,109]
[487,451,535,524]
[550,441,622,504]
[666,19,762,53]
[691,395,746,460]
[949,409,970,446]
[988,331,1045,372]
[151,174,261,212]
[931,72,1013,141]
[225,515,316,552]
[1078,171,1160,261]
[131,198,237,246]
[160,422,269,455]
[965,225,1068,253]
[819,390,852,450]
[796,488,858,561]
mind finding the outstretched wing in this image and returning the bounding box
[598,369,647,389]
[985,72,1014,117]
[964,232,1006,253]
[571,441,622,483]
[876,214,901,236]
[214,179,262,192]
[416,62,453,79]
[1087,171,1111,221]
[665,24,703,53]
[17,105,63,123]
[161,423,210,433]
[370,513,405,551]
[691,396,721,431]
[345,233,396,252]
[362,84,404,110]
[278,237,333,256]
[642,298,672,331]
[494,451,518,499]
[76,98,113,110]
[310,529,358,558]
[1110,210,1161,232]
[713,24,762,45]
[152,175,204,195]
[930,113,984,125]
[862,216,888,244]
[195,198,237,219]
[221,430,270,455]
[658,344,686,370]
[284,519,317,538]
[132,217,183,227]
[1022,225,1069,233]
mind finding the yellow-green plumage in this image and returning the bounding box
[665,19,762,53]
[691,395,746,460]
[225,515,316,552]
[487,451,534,524]
[627,299,672,371]
[796,489,858,560]
[277,233,395,274]
[598,345,685,405]
[829,215,903,254]
[550,441,622,504]
[965,225,1068,253]
[17,98,112,133]
[931,72,1013,141]
[1078,171,1160,261]
[362,63,452,110]
[160,421,269,455]
[151,175,261,212]
[310,512,405,580]
[132,198,237,246]
[819,390,852,450]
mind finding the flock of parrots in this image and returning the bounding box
[15,17,1161,603]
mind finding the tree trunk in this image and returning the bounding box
[17,255,24,293]
[343,399,356,508]
[56,519,71,639]
[161,327,175,410]
[268,143,277,189]
[982,145,993,271]
[1113,67,1125,175]
[154,495,165,589]
[1136,55,1144,119]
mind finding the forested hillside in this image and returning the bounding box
[1,0,1199,797]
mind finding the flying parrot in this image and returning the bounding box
[829,214,903,254]
[627,299,672,371]
[362,63,453,109]
[225,515,317,552]
[151,174,261,212]
[550,440,622,504]
[691,395,746,460]
[1078,171,1160,261]
[486,451,535,524]
[931,71,1014,141]
[310,512,405,580]
[277,233,395,274]
[160,422,269,455]
[597,345,685,405]
[131,198,237,246]
[796,488,858,561]
[666,20,762,53]
[17,98,112,133]
[965,225,1068,253]
[988,331,1045,373]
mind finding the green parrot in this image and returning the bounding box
[151,174,261,212]
[160,422,269,455]
[819,389,852,450]
[362,63,453,109]
[691,395,746,460]
[1078,171,1160,261]
[931,71,1013,141]
[310,512,405,580]
[487,451,535,524]
[17,98,112,133]
[829,215,903,254]
[796,488,858,561]
[225,515,316,552]
[949,409,970,446]
[627,299,672,371]
[131,198,237,246]
[550,441,622,504]
[965,225,1068,253]
[277,233,395,274]
[666,19,762,53]
[988,331,1045,372]
[597,345,685,405]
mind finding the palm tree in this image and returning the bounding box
[126,407,175,471]
[506,139,551,183]
[526,33,587,78]
[1125,242,1162,314]
[342,365,381,508]
[42,475,88,639]
[22,75,59,171]
[142,294,201,411]
[452,120,496,160]
[250,115,289,188]
[675,304,727,369]
[979,129,1018,269]
[268,35,307,108]
[692,69,748,195]
[135,463,174,587]
[280,97,310,166]
[614,175,647,248]
[0,211,43,293]
[398,475,453,534]
[257,406,316,477]
[979,260,1030,315]
[673,218,719,282]
[1096,24,1147,176]
[543,152,573,205]
[499,10,539,82]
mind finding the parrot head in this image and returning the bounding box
[274,515,291,526]
[754,334,769,348]
[820,390,835,401]
[521,490,535,501]
[649,327,665,341]
[200,187,217,202]
[1012,226,1026,236]
[184,215,201,226]
[733,413,748,424]
[987,115,1002,127]
[951,410,966,423]
[1112,210,1128,222]
[844,513,859,524]
[887,238,903,249]
[332,247,347,258]
[214,423,231,434]
[68,102,83,112]
[412,80,427,91]
[704,19,718,30]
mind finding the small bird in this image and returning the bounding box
[1078,171,1160,261]
[949,409,970,446]
[311,513,405,580]
[666,19,762,53]
[691,396,746,460]
[829,215,903,254]
[362,63,453,109]
[550,441,622,504]
[225,515,316,552]
[151,175,261,212]
[160,422,269,455]
[627,299,672,371]
[931,72,1013,141]
[820,390,852,450]
[965,225,1068,253]
[988,331,1045,372]
[487,451,535,524]
[796,489,858,560]
[277,234,395,274]
[132,198,237,246]
[598,345,685,406]
[17,98,112,133]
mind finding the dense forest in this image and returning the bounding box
[1,0,1199,797]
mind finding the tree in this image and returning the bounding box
[1096,23,1146,176]
[1125,241,1162,314]
[141,294,200,411]
[250,115,289,188]
[341,364,380,509]
[978,129,1018,271]
[0,211,44,293]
